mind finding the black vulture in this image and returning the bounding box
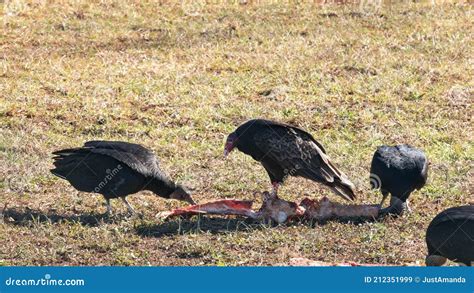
[224,119,356,201]
[425,205,474,266]
[370,144,428,215]
[51,140,195,215]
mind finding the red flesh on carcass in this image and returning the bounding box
[159,196,380,222]
[159,199,258,219]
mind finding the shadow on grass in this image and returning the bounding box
[2,208,380,236]
[1,208,128,227]
[135,215,378,238]
[135,216,264,238]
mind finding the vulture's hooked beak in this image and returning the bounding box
[186,197,196,205]
[170,187,196,205]
[224,133,238,159]
[181,192,196,205]
[224,142,234,159]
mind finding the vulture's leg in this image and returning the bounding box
[121,197,135,215]
[390,196,406,214]
[105,198,112,216]
[405,199,412,213]
[270,182,280,199]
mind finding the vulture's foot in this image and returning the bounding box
[121,197,136,216]
[379,197,408,218]
[425,255,447,266]
[104,199,113,217]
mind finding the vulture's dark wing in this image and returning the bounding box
[82,141,165,178]
[263,120,327,154]
[253,125,356,201]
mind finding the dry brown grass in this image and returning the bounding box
[0,0,473,266]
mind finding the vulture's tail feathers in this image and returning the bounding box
[322,158,357,201]
[50,148,91,179]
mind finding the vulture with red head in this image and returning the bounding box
[224,119,356,201]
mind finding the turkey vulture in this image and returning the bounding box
[51,140,195,215]
[370,144,428,215]
[224,119,356,201]
[425,205,474,266]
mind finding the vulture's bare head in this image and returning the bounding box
[169,185,195,205]
[224,132,238,158]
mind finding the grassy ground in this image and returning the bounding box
[0,1,472,266]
